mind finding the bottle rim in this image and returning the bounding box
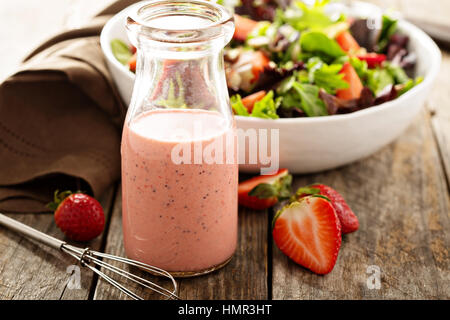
[126,0,234,44]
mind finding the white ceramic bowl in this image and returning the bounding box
[100,2,441,173]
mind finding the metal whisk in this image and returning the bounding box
[0,213,179,300]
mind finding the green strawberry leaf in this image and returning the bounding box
[47,190,73,211]
[277,174,293,200]
[296,187,321,196]
[249,183,278,199]
[311,194,331,202]
[249,173,293,200]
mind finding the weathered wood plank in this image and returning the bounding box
[0,186,116,300]
[428,52,450,188]
[93,185,268,300]
[272,112,450,299]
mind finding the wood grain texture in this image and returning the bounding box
[428,52,450,187]
[272,112,450,299]
[93,185,268,300]
[0,187,115,300]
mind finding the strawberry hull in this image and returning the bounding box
[238,169,291,210]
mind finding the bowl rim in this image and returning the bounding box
[100,3,442,124]
[100,3,139,79]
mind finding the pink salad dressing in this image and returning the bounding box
[121,109,238,273]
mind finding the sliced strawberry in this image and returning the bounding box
[250,51,270,84]
[238,169,292,210]
[336,62,364,100]
[241,90,267,113]
[296,184,359,234]
[128,53,137,72]
[357,53,386,68]
[273,196,342,275]
[336,30,361,53]
[234,14,259,42]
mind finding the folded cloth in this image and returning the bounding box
[0,0,138,213]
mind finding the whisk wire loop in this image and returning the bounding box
[61,243,179,300]
[0,213,180,301]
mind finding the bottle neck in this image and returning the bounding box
[125,0,234,126]
[133,47,227,109]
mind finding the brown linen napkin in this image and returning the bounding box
[0,0,138,213]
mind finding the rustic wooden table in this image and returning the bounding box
[0,0,448,300]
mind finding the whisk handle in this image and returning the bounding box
[0,213,65,250]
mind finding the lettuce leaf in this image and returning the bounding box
[397,77,423,96]
[349,56,369,82]
[281,0,335,31]
[110,39,132,65]
[367,69,395,96]
[231,91,281,119]
[385,62,410,84]
[292,83,328,117]
[300,31,346,60]
[278,74,329,117]
[306,58,349,94]
[377,15,398,52]
[230,94,250,116]
[251,91,281,119]
[366,62,413,96]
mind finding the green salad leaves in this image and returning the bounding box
[110,39,133,65]
[111,0,423,119]
[231,91,281,119]
[307,58,349,94]
[280,0,337,31]
[291,83,328,117]
[300,31,346,61]
[377,15,398,52]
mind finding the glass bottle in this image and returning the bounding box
[121,0,237,277]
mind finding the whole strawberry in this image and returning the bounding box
[296,184,359,234]
[48,191,105,242]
